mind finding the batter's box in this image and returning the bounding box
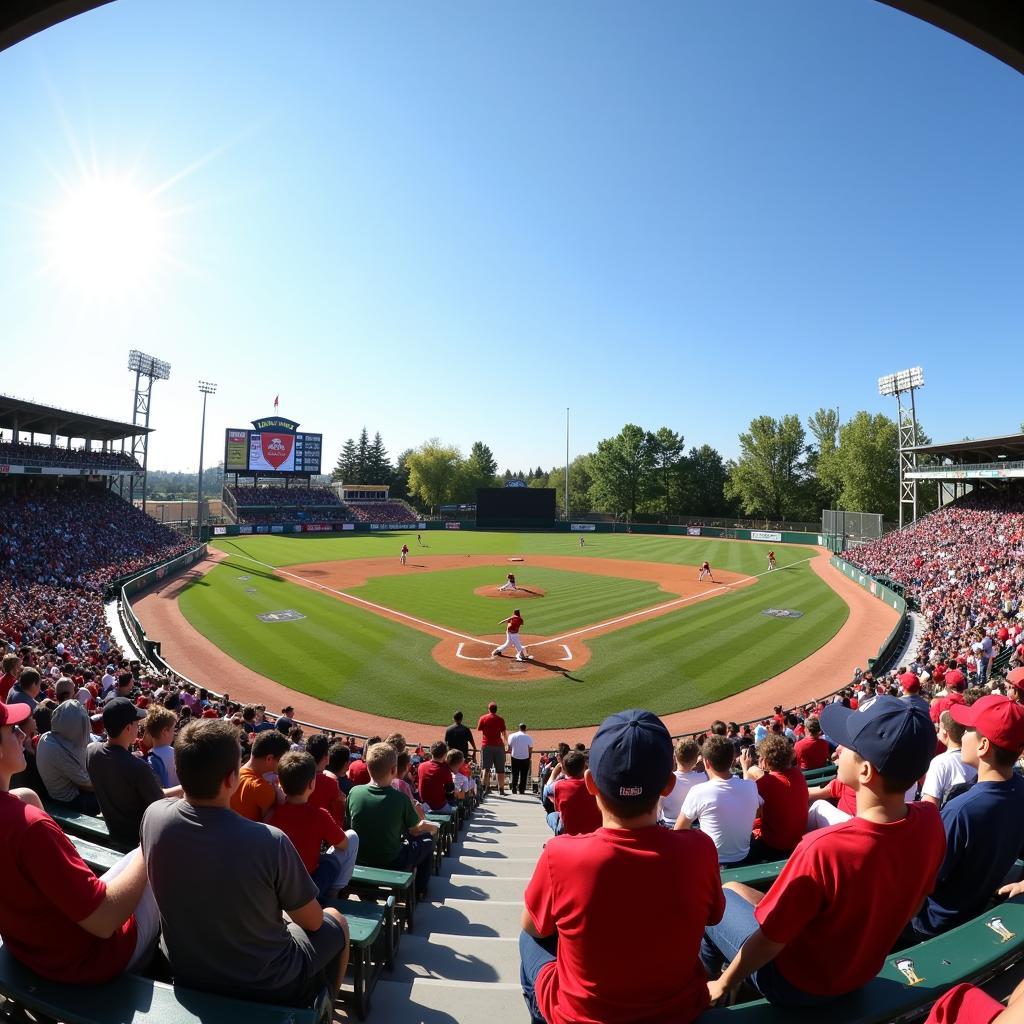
[258,609,306,623]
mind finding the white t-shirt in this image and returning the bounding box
[921,748,977,804]
[681,776,762,865]
[508,732,534,759]
[659,768,707,824]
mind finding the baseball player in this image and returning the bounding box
[579,535,585,548]
[767,550,777,571]
[499,572,518,593]
[400,543,409,566]
[492,609,531,661]
[417,533,424,547]
[698,560,715,583]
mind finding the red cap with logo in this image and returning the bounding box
[950,695,1024,754]
[0,700,32,728]
[930,692,966,724]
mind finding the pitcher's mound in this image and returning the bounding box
[474,585,546,600]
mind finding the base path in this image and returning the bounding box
[131,549,895,747]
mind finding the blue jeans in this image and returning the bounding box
[389,834,434,900]
[702,891,836,1008]
[519,930,557,1024]
[545,811,562,835]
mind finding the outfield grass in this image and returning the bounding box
[176,533,848,729]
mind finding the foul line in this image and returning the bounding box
[223,549,812,651]
[544,556,814,645]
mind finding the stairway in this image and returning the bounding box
[347,793,546,1023]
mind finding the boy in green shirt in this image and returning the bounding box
[346,743,438,901]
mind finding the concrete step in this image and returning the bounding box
[432,876,531,903]
[413,898,525,937]
[353,977,524,1023]
[388,933,520,985]
[445,857,538,879]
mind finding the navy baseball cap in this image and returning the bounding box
[589,709,673,804]
[102,696,147,737]
[819,695,933,781]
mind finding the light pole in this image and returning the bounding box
[878,367,924,529]
[197,381,217,536]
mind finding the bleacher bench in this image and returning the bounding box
[719,859,785,890]
[44,802,127,850]
[703,896,1024,1022]
[349,865,416,933]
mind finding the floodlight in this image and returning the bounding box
[878,367,923,396]
[198,381,217,395]
[128,349,171,380]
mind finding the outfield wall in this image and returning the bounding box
[209,520,825,545]
[829,555,908,672]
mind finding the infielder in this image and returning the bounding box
[767,550,777,571]
[698,560,715,583]
[493,609,531,662]
[499,572,518,593]
[400,543,409,566]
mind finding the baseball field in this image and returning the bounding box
[163,531,851,729]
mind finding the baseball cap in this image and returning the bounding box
[0,699,32,728]
[944,668,966,691]
[1006,667,1024,689]
[589,709,672,805]
[930,692,966,724]
[102,696,147,736]
[819,695,934,782]
[950,695,1024,754]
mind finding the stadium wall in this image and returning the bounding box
[829,554,908,671]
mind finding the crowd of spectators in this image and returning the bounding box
[0,441,141,472]
[226,486,354,525]
[844,487,1024,683]
[346,500,421,524]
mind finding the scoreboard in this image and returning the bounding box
[224,417,322,475]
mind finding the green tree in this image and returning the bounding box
[405,439,463,514]
[390,449,414,502]
[590,424,658,521]
[833,412,899,521]
[364,432,391,484]
[679,445,731,516]
[724,414,808,519]
[353,427,370,484]
[650,427,685,518]
[807,407,842,509]
[466,442,498,483]
[331,438,358,482]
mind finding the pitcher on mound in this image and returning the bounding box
[493,609,532,661]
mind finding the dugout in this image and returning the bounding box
[476,487,555,530]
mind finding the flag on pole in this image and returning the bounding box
[274,395,279,410]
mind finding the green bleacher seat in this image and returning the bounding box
[703,896,1024,1022]
[719,859,785,889]
[349,865,416,932]
[69,835,121,874]
[43,802,126,850]
[340,896,394,1019]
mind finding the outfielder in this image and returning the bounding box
[767,550,777,571]
[499,572,518,593]
[493,609,531,662]
[698,560,715,583]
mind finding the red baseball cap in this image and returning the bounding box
[1006,667,1024,690]
[930,692,966,724]
[944,668,967,691]
[0,700,32,728]
[950,695,1024,754]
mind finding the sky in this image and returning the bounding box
[1,0,1022,475]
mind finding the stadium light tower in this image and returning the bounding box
[878,366,924,529]
[127,350,171,513]
[196,381,217,536]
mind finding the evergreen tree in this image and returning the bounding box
[332,438,358,482]
[366,432,391,484]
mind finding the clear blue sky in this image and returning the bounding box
[1,0,1021,474]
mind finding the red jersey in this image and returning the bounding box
[270,802,344,875]
[417,759,454,811]
[0,794,138,983]
[477,712,507,747]
[0,671,16,701]
[793,736,830,770]
[755,803,945,995]
[825,777,858,815]
[753,767,808,853]
[552,776,602,836]
[308,770,345,826]
[505,615,523,634]
[525,826,724,1024]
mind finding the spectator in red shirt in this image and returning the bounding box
[793,717,830,770]
[0,652,20,701]
[477,702,508,796]
[305,734,345,826]
[520,709,724,1024]
[269,752,358,903]
[702,696,945,1008]
[742,735,809,861]
[417,741,455,813]
[346,735,380,787]
[546,751,602,836]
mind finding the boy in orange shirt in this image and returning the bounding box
[230,730,289,821]
[270,752,359,903]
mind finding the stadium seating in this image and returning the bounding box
[225,485,353,525]
[0,441,141,472]
[346,501,420,525]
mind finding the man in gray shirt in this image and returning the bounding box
[141,719,348,1007]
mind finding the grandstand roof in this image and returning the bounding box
[0,394,149,442]
[910,432,1024,462]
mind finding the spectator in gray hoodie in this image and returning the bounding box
[37,699,99,814]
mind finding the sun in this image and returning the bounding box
[46,174,167,298]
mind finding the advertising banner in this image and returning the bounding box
[570,523,597,532]
[445,522,461,530]
[750,530,782,542]
[271,524,284,533]
[686,527,701,536]
[213,526,227,536]
[342,523,355,531]
[225,429,248,470]
[302,523,333,532]
[238,525,253,534]
[255,524,270,534]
